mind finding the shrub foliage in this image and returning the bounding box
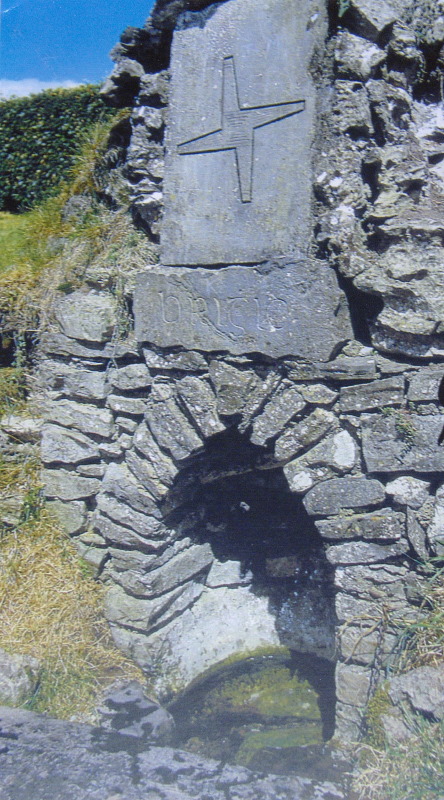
[0,86,116,212]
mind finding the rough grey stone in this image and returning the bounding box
[40,331,139,360]
[0,705,347,800]
[0,415,42,443]
[343,0,397,42]
[97,492,163,533]
[108,364,152,392]
[94,514,165,553]
[105,581,204,632]
[76,463,105,478]
[48,500,87,536]
[209,361,261,417]
[427,485,444,556]
[388,663,444,720]
[407,368,443,402]
[105,540,193,596]
[115,416,139,434]
[335,31,386,81]
[283,430,358,493]
[114,543,213,598]
[135,263,352,361]
[74,540,108,570]
[299,384,338,406]
[43,468,101,501]
[40,360,108,402]
[316,509,405,541]
[98,680,174,744]
[303,477,385,516]
[275,409,338,461]
[143,348,207,372]
[250,385,306,445]
[41,424,100,465]
[138,71,170,106]
[145,382,203,461]
[326,539,408,565]
[0,649,40,706]
[206,559,252,588]
[318,356,377,381]
[332,81,373,136]
[107,394,147,416]
[176,376,225,438]
[339,376,404,413]
[406,507,430,560]
[385,476,431,509]
[53,290,117,342]
[102,463,161,516]
[335,663,371,709]
[132,421,178,492]
[334,563,409,601]
[45,400,114,439]
[361,412,444,473]
[161,0,325,264]
[276,587,336,661]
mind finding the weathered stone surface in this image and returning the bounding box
[334,563,408,600]
[107,395,147,416]
[97,493,163,534]
[0,649,40,706]
[45,400,114,439]
[0,414,42,443]
[105,581,204,632]
[102,463,162,516]
[326,539,408,565]
[94,514,165,553]
[48,500,87,536]
[53,290,117,342]
[205,559,252,588]
[105,540,192,596]
[161,0,325,264]
[250,385,306,445]
[108,364,152,392]
[335,31,386,81]
[145,382,203,461]
[42,468,101,501]
[40,331,139,360]
[275,409,338,461]
[299,384,338,406]
[283,431,358,493]
[427,485,444,556]
[132,421,178,491]
[0,706,346,800]
[339,376,404,413]
[336,663,371,713]
[276,587,336,661]
[406,507,429,560]
[143,348,207,372]
[209,361,262,417]
[98,679,175,744]
[115,416,139,434]
[387,663,444,719]
[407,368,443,402]
[303,477,385,516]
[332,81,373,137]
[122,543,213,598]
[40,360,108,402]
[41,424,100,465]
[386,476,431,509]
[318,356,377,382]
[361,412,444,473]
[74,540,108,570]
[176,376,225,438]
[135,263,352,361]
[343,0,397,42]
[316,509,405,541]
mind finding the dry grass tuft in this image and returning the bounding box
[0,485,144,720]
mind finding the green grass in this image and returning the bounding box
[0,213,30,274]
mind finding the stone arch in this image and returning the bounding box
[100,366,359,703]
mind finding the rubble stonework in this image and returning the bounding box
[38,0,444,744]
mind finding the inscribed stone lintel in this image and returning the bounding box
[160,0,324,266]
[134,263,353,362]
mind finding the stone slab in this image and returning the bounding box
[134,263,352,361]
[361,413,444,473]
[161,0,325,265]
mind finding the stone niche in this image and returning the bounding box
[41,0,444,744]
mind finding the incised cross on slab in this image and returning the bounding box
[177,56,306,203]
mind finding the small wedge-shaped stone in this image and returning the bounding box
[145,383,203,461]
[107,395,147,416]
[41,424,100,465]
[209,361,262,416]
[45,400,114,439]
[304,477,385,516]
[251,385,306,445]
[97,493,165,535]
[176,377,225,438]
[94,514,164,552]
[275,409,338,461]
[133,421,178,488]
[122,543,214,598]
[108,364,152,392]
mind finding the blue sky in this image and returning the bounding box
[0,0,155,97]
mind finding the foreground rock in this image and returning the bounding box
[0,706,347,800]
[0,650,40,706]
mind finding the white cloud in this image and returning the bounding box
[0,78,82,100]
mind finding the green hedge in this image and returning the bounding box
[0,85,116,212]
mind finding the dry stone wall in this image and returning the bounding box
[40,0,444,742]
